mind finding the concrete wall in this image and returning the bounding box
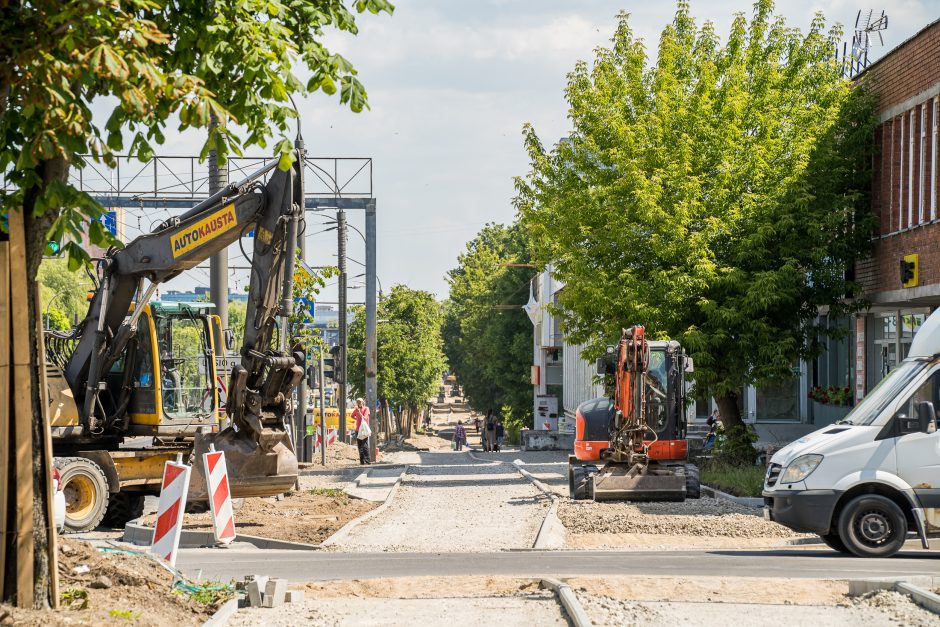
[521,430,575,451]
[562,339,603,417]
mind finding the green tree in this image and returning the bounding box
[1,0,392,606]
[443,223,534,430]
[347,285,446,437]
[516,1,875,440]
[38,258,94,329]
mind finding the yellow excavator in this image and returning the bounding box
[45,151,306,532]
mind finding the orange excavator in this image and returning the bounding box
[568,326,700,501]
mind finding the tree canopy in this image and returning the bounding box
[347,285,446,430]
[515,0,876,426]
[443,223,534,425]
[1,0,392,607]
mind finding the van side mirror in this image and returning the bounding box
[917,401,936,434]
[223,328,235,351]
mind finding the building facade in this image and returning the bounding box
[855,19,940,398]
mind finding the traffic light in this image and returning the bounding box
[323,357,335,381]
[330,344,344,384]
[900,254,918,288]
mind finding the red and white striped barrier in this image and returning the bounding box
[313,426,338,454]
[151,460,191,567]
[202,446,236,544]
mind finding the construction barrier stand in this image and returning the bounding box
[202,447,236,544]
[151,460,191,567]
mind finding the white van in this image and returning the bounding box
[763,308,940,557]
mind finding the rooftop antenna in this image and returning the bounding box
[848,9,888,77]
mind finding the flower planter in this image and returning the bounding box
[810,401,851,426]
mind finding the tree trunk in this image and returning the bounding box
[20,155,68,607]
[715,392,743,430]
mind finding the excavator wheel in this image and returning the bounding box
[102,492,145,528]
[56,457,110,533]
[684,463,701,499]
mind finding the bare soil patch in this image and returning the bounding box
[301,576,543,598]
[565,575,847,605]
[0,538,220,626]
[141,489,377,545]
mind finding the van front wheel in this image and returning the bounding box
[837,495,907,558]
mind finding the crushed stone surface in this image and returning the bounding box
[582,589,938,627]
[329,452,550,552]
[229,592,568,627]
[558,496,802,538]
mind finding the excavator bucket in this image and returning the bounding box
[591,462,686,502]
[189,427,298,501]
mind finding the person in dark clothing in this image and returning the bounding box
[494,420,504,452]
[485,409,497,452]
[453,420,467,451]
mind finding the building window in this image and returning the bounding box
[919,103,926,225]
[909,109,915,227]
[899,114,905,229]
[933,98,938,222]
[889,118,895,231]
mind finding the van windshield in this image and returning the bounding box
[837,360,928,426]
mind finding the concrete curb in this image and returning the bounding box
[200,597,241,627]
[849,576,940,616]
[533,499,565,550]
[541,577,594,627]
[319,466,408,547]
[701,485,763,508]
[784,537,825,546]
[123,521,319,551]
[897,582,940,616]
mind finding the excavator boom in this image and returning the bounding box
[58,153,306,501]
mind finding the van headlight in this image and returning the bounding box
[780,454,823,483]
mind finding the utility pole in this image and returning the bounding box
[208,114,229,351]
[293,139,308,462]
[365,200,378,455]
[319,347,327,465]
[337,209,348,442]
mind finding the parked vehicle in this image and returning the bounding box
[764,308,940,557]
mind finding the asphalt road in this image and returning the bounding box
[177,546,938,582]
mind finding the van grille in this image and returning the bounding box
[765,463,782,488]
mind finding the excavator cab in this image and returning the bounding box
[569,335,699,502]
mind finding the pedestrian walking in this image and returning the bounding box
[453,420,467,451]
[485,409,497,452]
[352,397,371,465]
[495,420,504,452]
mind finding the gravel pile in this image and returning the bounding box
[842,590,939,627]
[331,452,549,552]
[558,497,800,538]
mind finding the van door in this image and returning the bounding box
[891,365,940,531]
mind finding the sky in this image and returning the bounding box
[134,0,936,303]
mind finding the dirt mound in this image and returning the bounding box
[141,489,376,546]
[0,538,221,626]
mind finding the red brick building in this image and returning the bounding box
[855,18,940,396]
